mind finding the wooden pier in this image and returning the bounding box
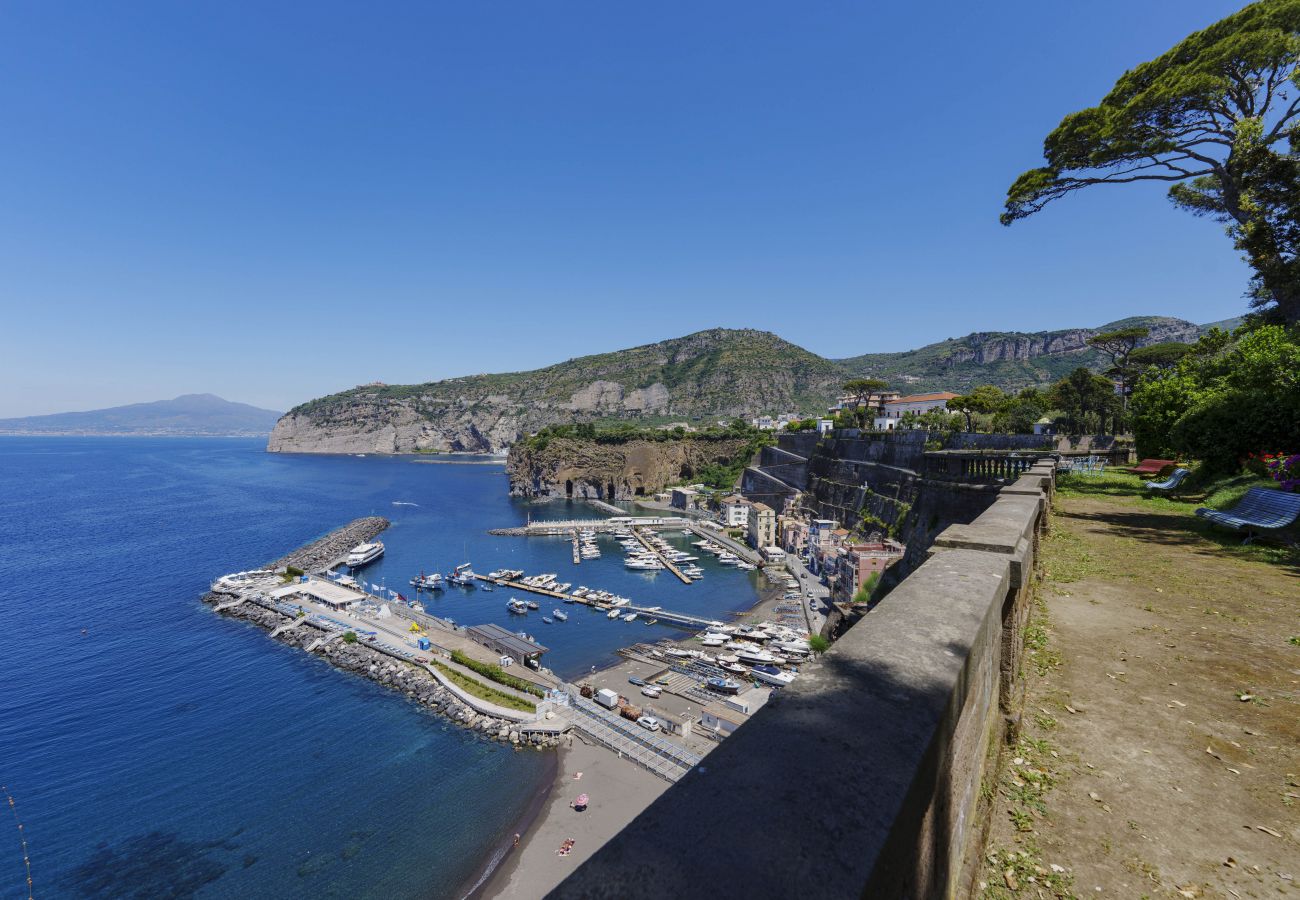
[632,527,693,584]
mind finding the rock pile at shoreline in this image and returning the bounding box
[207,592,562,750]
[266,516,390,573]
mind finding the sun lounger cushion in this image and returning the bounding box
[1146,468,1191,491]
[1196,488,1300,532]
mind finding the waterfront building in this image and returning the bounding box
[465,623,548,666]
[269,579,364,611]
[670,487,699,510]
[779,517,809,557]
[836,540,906,600]
[721,495,751,528]
[747,502,776,550]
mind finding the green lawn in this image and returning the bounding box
[430,660,537,713]
[1054,469,1298,567]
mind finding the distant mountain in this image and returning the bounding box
[0,394,283,436]
[269,317,1223,454]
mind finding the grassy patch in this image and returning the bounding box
[449,649,545,697]
[430,660,537,713]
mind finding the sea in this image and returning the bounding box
[0,437,762,899]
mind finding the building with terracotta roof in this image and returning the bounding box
[875,391,959,430]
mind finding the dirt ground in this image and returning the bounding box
[979,490,1299,899]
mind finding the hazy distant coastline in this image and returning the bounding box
[0,393,281,437]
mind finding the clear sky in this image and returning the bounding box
[0,0,1253,416]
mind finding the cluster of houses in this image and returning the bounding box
[746,389,963,435]
[716,495,905,602]
[829,390,960,430]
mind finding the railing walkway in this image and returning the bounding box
[563,689,704,782]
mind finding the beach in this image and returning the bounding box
[482,739,669,900]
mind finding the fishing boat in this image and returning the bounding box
[409,572,444,590]
[449,563,477,586]
[552,609,568,621]
[507,599,528,615]
[541,616,554,624]
[526,600,540,610]
[706,677,742,694]
[607,609,620,619]
[718,661,748,675]
[623,612,638,622]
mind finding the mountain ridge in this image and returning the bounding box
[0,394,283,436]
[268,315,1235,455]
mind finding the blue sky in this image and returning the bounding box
[0,0,1252,416]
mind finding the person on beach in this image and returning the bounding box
[513,833,520,848]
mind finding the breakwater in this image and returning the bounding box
[266,515,390,572]
[206,519,564,750]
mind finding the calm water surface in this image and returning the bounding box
[0,438,758,898]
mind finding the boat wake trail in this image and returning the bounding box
[392,501,419,507]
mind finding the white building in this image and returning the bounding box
[721,496,751,528]
[876,392,959,429]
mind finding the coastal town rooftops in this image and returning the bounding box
[750,502,774,513]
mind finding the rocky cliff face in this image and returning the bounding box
[506,436,755,500]
[951,318,1201,366]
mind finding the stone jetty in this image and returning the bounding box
[205,517,564,749]
[211,600,562,748]
[266,515,390,573]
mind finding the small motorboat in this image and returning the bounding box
[526,600,540,610]
[542,616,554,624]
[645,618,658,625]
[552,609,568,621]
[706,677,742,694]
[623,613,638,622]
[507,599,528,615]
[607,609,620,619]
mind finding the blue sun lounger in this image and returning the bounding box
[1195,487,1300,544]
[1146,467,1191,492]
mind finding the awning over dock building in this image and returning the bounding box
[269,580,365,610]
[465,623,548,664]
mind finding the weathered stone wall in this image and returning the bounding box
[550,459,1057,900]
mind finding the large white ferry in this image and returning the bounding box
[346,541,385,568]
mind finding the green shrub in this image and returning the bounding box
[450,649,545,698]
[431,660,537,713]
[342,631,358,644]
[808,635,830,654]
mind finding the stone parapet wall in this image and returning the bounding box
[549,461,1056,900]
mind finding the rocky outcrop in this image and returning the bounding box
[949,317,1200,366]
[506,436,756,500]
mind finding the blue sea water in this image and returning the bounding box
[0,438,759,899]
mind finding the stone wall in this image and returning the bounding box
[550,459,1057,900]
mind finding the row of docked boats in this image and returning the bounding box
[578,529,601,560]
[691,539,755,570]
[506,597,570,622]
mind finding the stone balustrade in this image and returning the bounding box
[549,459,1057,900]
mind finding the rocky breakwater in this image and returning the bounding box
[207,598,561,749]
[268,516,390,572]
[506,435,756,500]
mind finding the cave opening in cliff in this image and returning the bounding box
[565,479,573,498]
[606,482,615,500]
[634,486,645,497]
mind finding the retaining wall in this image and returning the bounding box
[550,459,1057,899]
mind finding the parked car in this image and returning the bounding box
[628,676,646,686]
[636,716,661,732]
